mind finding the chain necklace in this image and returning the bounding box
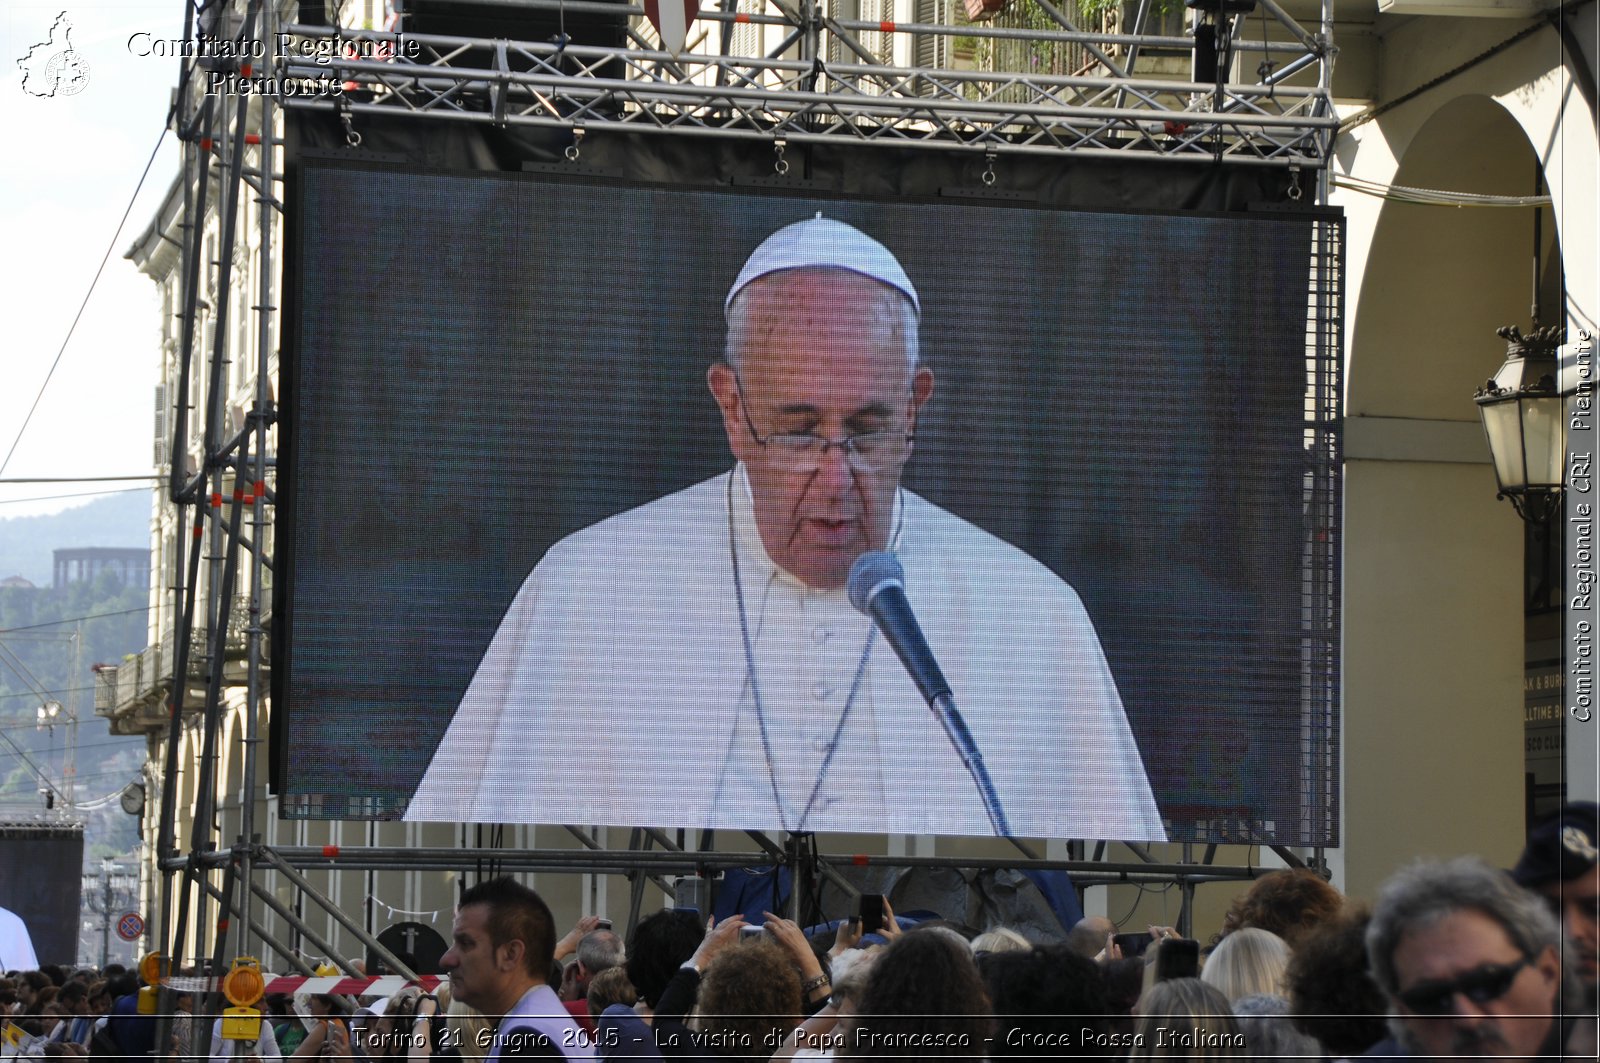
[724,471,901,832]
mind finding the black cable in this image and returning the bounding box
[1341,0,1595,133]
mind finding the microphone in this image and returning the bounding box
[847,551,951,706]
[847,551,1011,836]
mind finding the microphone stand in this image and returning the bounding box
[929,691,1011,837]
[849,551,1016,838]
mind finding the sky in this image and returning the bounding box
[1,3,187,519]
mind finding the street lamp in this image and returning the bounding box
[1475,324,1569,523]
[87,860,139,968]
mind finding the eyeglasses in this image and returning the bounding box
[735,378,912,473]
[1396,957,1531,1016]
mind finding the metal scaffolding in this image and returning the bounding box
[135,0,1340,998]
[273,1,1337,168]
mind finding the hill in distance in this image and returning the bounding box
[0,491,152,587]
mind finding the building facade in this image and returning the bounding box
[101,0,1597,970]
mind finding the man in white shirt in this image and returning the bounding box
[441,878,592,1061]
[407,217,1162,840]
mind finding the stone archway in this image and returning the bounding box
[1339,93,1562,900]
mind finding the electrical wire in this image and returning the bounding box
[0,713,65,797]
[0,124,170,479]
[0,476,161,484]
[0,639,60,706]
[1111,880,1175,929]
[65,784,139,811]
[0,735,146,757]
[1331,173,1554,208]
[0,487,150,506]
[0,607,149,632]
[0,685,95,702]
[1,764,143,788]
[1,766,140,791]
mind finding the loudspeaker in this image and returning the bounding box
[396,0,629,83]
[396,0,628,50]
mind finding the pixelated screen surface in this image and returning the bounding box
[0,828,84,964]
[277,161,1340,843]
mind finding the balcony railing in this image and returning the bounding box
[93,598,266,731]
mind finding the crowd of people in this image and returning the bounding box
[3,801,1596,1061]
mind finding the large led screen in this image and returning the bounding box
[277,160,1341,844]
[0,827,84,964]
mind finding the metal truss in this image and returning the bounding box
[129,0,1341,1000]
[273,0,1337,169]
[163,829,1307,949]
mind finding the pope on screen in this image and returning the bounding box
[405,216,1164,839]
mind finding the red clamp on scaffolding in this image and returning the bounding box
[322,845,340,858]
[850,854,870,866]
[879,21,895,32]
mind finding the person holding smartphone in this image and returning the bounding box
[290,995,353,1061]
[551,917,623,1036]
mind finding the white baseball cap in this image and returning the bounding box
[724,214,920,319]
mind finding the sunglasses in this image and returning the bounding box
[1397,956,1530,1016]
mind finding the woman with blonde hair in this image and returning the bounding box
[1133,978,1243,1060]
[1199,928,1290,1003]
[968,928,1030,956]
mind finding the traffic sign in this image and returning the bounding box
[116,912,145,941]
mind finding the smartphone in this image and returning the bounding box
[1153,938,1200,982]
[858,893,886,935]
[596,918,613,930]
[1113,932,1151,958]
[739,924,764,938]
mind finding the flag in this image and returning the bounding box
[644,0,699,56]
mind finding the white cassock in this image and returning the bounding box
[0,905,38,971]
[406,466,1164,839]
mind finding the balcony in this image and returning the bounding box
[93,598,266,735]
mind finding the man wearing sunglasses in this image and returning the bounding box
[1367,856,1580,1060]
[1512,802,1599,1007]
[408,216,1162,840]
